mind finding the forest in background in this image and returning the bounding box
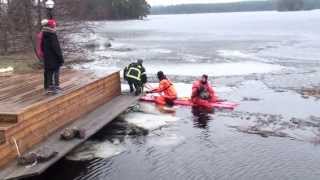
[151,0,320,15]
[0,0,150,56]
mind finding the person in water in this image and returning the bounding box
[147,71,177,106]
[191,74,217,108]
[123,59,147,96]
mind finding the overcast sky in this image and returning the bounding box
[147,0,266,6]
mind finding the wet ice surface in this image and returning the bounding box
[35,80,320,180]
[31,11,320,180]
[35,100,320,180]
[228,81,320,118]
[147,61,284,77]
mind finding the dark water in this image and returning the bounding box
[28,11,320,180]
[30,104,320,180]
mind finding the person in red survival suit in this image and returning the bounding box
[191,74,218,108]
[147,71,177,106]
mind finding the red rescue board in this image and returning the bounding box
[140,96,238,110]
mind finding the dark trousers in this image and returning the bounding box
[127,78,142,94]
[44,68,60,90]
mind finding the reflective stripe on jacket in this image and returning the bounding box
[124,63,147,83]
[126,66,142,81]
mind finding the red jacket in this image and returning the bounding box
[191,80,217,102]
[152,79,177,98]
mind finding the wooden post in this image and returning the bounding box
[12,137,21,157]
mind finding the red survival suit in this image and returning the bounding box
[191,80,217,108]
[151,79,177,105]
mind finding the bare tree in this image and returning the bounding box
[275,0,304,11]
[0,0,150,58]
[0,0,9,55]
[0,0,89,57]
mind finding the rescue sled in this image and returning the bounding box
[140,95,238,110]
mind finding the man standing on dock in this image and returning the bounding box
[41,19,64,94]
[124,59,147,96]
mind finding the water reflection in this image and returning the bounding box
[191,107,214,129]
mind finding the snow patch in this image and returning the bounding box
[0,66,13,73]
[147,61,283,77]
[217,50,253,59]
[124,112,179,131]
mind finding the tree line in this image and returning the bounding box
[151,0,320,15]
[81,0,150,20]
[276,0,320,11]
[0,0,150,56]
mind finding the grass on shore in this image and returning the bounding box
[0,53,42,74]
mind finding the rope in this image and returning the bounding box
[12,137,21,157]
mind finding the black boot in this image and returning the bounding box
[135,88,142,96]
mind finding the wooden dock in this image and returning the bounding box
[0,69,139,179]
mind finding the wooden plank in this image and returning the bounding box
[15,71,119,122]
[0,70,121,168]
[0,69,118,113]
[0,114,18,123]
[1,94,140,180]
[4,80,120,143]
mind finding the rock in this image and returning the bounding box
[36,148,58,163]
[300,87,320,98]
[104,42,112,48]
[290,117,320,128]
[17,147,59,166]
[60,128,77,140]
[274,89,287,93]
[242,97,261,101]
[302,95,309,99]
[310,116,320,122]
[74,128,86,139]
[84,42,99,50]
[127,126,148,136]
[61,128,86,140]
[17,153,38,166]
[290,117,301,125]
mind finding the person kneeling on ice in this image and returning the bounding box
[124,59,147,96]
[191,74,218,108]
[147,71,177,106]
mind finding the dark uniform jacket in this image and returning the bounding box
[41,27,64,70]
[124,63,147,84]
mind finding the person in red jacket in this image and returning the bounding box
[191,74,217,108]
[147,71,177,106]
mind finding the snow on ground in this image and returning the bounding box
[0,66,13,73]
